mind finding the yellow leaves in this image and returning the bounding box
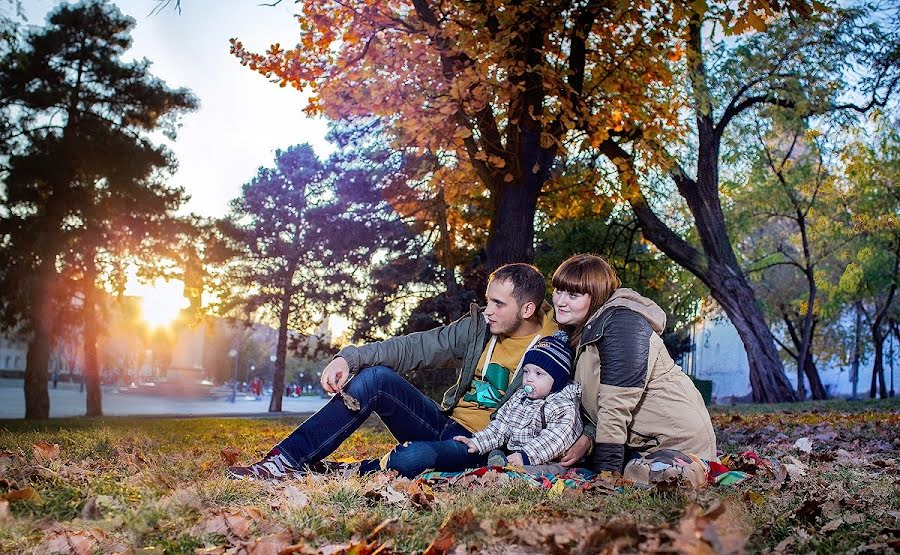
[691,0,708,16]
[453,127,472,140]
[487,155,506,168]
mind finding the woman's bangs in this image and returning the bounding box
[551,264,593,295]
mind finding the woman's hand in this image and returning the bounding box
[507,452,524,467]
[453,436,477,453]
[558,435,592,467]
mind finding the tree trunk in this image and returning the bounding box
[851,302,862,399]
[24,257,57,419]
[484,127,551,271]
[82,276,103,417]
[871,323,888,399]
[268,294,291,412]
[783,314,827,400]
[803,351,827,400]
[707,273,798,402]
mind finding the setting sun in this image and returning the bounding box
[137,281,190,328]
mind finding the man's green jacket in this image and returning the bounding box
[336,302,554,412]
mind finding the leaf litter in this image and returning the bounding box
[0,402,896,553]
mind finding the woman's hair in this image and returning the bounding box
[551,254,621,344]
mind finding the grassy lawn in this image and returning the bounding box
[1,398,898,554]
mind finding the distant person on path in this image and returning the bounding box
[227,263,558,480]
[551,254,717,477]
[453,331,582,469]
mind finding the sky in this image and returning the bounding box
[21,0,334,217]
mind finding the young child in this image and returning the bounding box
[454,331,582,467]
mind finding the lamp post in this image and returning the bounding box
[228,349,237,403]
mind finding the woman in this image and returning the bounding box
[551,254,717,475]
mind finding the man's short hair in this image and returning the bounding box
[488,263,546,308]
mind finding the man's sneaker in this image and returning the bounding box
[226,448,303,481]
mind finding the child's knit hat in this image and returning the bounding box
[522,331,574,393]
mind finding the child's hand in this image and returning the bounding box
[507,452,524,467]
[453,435,477,453]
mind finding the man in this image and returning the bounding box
[227,263,557,480]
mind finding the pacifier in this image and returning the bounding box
[523,385,534,395]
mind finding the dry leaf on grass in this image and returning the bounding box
[2,485,38,503]
[496,516,587,551]
[577,517,642,555]
[667,500,748,555]
[33,527,123,555]
[364,484,406,505]
[32,441,60,462]
[793,437,813,453]
[191,508,263,541]
[232,529,293,555]
[221,447,242,466]
[80,497,101,520]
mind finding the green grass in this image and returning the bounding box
[1,400,898,553]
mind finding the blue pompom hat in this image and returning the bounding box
[522,331,574,393]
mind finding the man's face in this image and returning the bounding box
[521,363,554,399]
[483,279,532,336]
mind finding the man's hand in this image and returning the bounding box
[321,357,351,394]
[558,434,591,467]
[507,452,524,467]
[453,436,477,453]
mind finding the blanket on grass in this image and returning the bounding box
[418,451,780,490]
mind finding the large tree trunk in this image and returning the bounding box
[268,294,291,412]
[707,273,798,402]
[484,119,552,271]
[24,257,57,419]
[82,267,103,416]
[599,134,797,403]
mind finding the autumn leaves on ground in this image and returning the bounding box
[1,400,898,555]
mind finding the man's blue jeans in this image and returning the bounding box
[276,366,487,478]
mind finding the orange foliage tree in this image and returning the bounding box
[232,0,692,270]
[232,0,837,402]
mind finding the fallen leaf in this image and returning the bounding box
[2,486,38,503]
[577,517,642,554]
[782,455,808,481]
[667,500,748,555]
[364,484,405,505]
[423,530,454,555]
[33,441,60,462]
[80,497,101,520]
[744,490,765,505]
[33,528,110,555]
[236,529,293,555]
[793,497,823,524]
[220,447,242,466]
[793,437,813,453]
[277,484,310,511]
[821,517,844,533]
[191,508,261,540]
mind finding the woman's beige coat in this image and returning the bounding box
[575,289,717,460]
